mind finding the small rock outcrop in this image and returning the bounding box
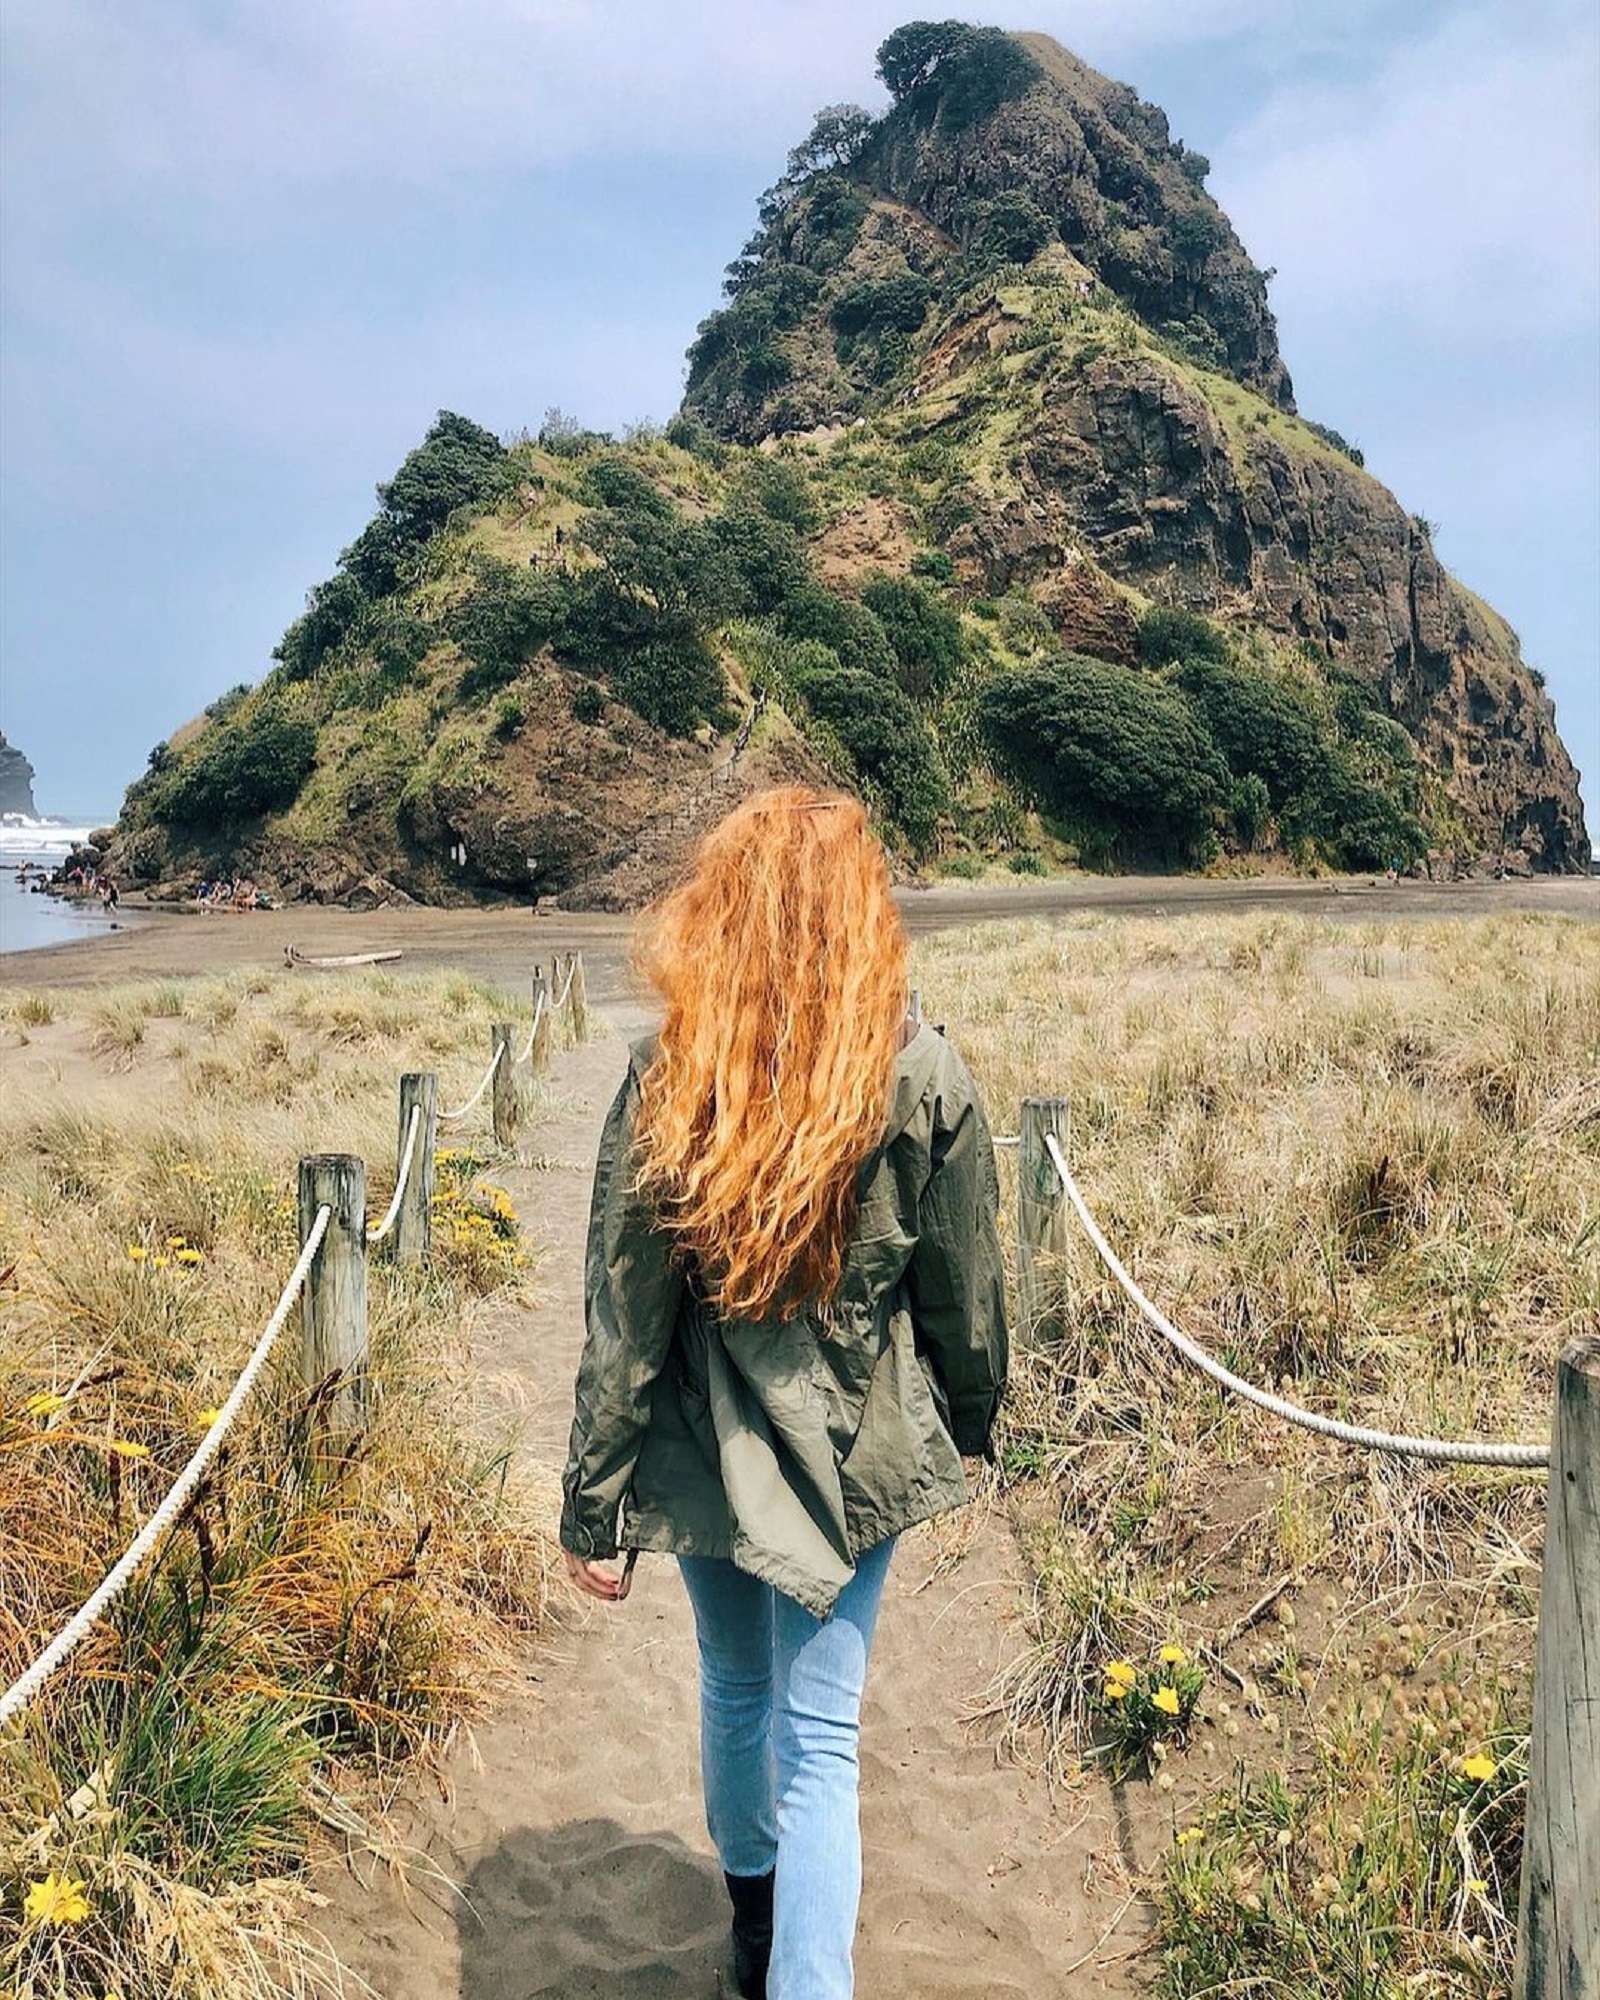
[0,732,38,816]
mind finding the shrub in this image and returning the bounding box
[911,549,955,584]
[166,706,318,825]
[786,652,948,849]
[610,634,728,737]
[1138,604,1230,668]
[663,413,727,463]
[962,190,1053,265]
[274,572,368,679]
[787,103,875,177]
[204,683,252,724]
[1177,147,1211,186]
[777,585,896,678]
[713,505,812,615]
[492,693,526,741]
[860,573,966,697]
[448,560,565,692]
[1306,420,1365,467]
[731,456,820,533]
[579,456,672,518]
[1175,656,1330,806]
[1229,772,1271,849]
[931,27,1040,131]
[997,593,1053,656]
[571,681,606,724]
[801,174,870,261]
[877,22,1040,130]
[978,654,1227,860]
[831,273,934,343]
[378,410,505,542]
[1008,848,1046,875]
[363,604,432,682]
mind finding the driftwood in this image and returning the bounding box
[285,945,402,970]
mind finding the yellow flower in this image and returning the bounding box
[152,1255,170,1269]
[193,1406,223,1431]
[22,1391,67,1417]
[175,1247,203,1266]
[1176,1826,1203,1847]
[1105,1659,1137,1686]
[1160,1644,1189,1667]
[126,1245,147,1262]
[24,1871,92,1925]
[1153,1685,1182,1717]
[1459,1752,1498,1782]
[1466,1878,1488,1896]
[165,1235,186,1249]
[104,1439,151,1460]
[1102,1679,1131,1701]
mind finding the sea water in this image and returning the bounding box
[0,816,125,955]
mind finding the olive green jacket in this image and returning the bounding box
[559,1026,1008,1617]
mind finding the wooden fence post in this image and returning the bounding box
[569,950,590,1044]
[392,1073,436,1266]
[1515,1335,1600,2000]
[490,1023,517,1148]
[1017,1097,1070,1346]
[529,967,553,1076]
[297,1154,367,1427]
[908,987,922,1026]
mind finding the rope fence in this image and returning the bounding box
[0,1207,331,1729]
[1,952,592,1732]
[1040,1132,1549,1469]
[367,1104,422,1246]
[996,1090,1589,1978]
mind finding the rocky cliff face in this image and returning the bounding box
[680,25,1587,871]
[0,733,38,816]
[110,23,1588,899]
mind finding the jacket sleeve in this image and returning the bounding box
[559,1065,684,1559]
[906,1052,1010,1458]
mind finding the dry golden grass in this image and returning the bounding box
[915,910,1599,1994]
[0,970,559,1998]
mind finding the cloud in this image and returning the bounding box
[1214,3,1600,344]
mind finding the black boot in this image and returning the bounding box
[724,1869,774,2000]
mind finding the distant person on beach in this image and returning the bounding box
[559,787,1007,1999]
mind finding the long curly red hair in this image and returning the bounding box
[633,786,909,1321]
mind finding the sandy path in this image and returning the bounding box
[318,1026,1151,1999]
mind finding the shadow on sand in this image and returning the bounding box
[458,1817,733,1999]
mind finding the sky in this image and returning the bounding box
[2,0,1596,829]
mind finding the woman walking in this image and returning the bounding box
[559,787,1007,1999]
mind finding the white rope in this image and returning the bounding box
[515,988,549,1066]
[551,957,577,1011]
[367,1106,421,1245]
[1042,1135,1548,1470]
[0,1206,333,1729]
[439,1039,506,1122]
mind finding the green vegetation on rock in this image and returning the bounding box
[109,19,1588,899]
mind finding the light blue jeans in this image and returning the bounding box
[678,1537,896,2000]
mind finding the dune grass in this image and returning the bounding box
[915,910,1599,1996]
[0,970,559,1998]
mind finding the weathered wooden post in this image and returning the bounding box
[908,987,922,1026]
[1017,1097,1070,1346]
[1515,1336,1600,2000]
[569,950,590,1043]
[529,966,553,1076]
[490,1023,517,1147]
[392,1072,437,1265]
[297,1154,367,1427]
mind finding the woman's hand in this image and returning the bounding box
[563,1550,633,1603]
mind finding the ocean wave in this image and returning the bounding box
[0,817,100,855]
